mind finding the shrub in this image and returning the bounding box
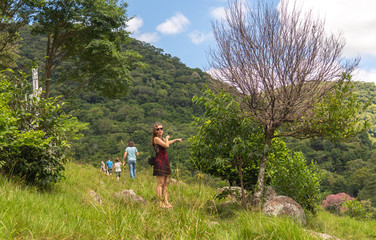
[342,199,373,220]
[322,192,355,213]
[0,70,88,186]
[268,151,323,214]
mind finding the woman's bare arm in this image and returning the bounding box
[154,136,170,148]
[168,138,182,144]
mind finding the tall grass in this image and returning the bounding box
[0,161,375,239]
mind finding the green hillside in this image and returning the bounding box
[15,24,376,206]
[284,81,376,205]
[17,26,209,167]
[1,162,375,239]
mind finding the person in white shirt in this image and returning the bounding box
[114,157,122,182]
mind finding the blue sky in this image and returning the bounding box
[125,0,376,83]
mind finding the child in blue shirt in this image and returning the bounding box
[106,158,113,175]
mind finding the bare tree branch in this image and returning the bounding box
[209,0,360,210]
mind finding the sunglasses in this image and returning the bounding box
[156,128,163,131]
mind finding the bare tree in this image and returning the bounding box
[209,0,361,210]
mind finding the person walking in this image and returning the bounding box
[114,157,122,181]
[106,158,113,175]
[123,141,139,179]
[150,123,182,208]
[100,161,106,174]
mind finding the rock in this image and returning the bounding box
[264,186,277,202]
[114,189,148,205]
[217,186,246,200]
[88,190,102,205]
[170,178,184,185]
[262,195,306,225]
[209,221,219,226]
[307,230,341,240]
[219,200,235,208]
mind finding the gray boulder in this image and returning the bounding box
[217,186,246,200]
[264,186,277,202]
[88,190,102,205]
[114,189,148,205]
[262,195,306,225]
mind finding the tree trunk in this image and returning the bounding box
[252,135,272,210]
[42,34,56,99]
[236,156,246,206]
[44,61,52,99]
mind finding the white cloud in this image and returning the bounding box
[353,68,376,83]
[137,32,159,43]
[126,16,143,34]
[210,0,248,21]
[210,7,226,20]
[125,16,159,43]
[188,31,213,45]
[290,0,376,58]
[156,12,191,35]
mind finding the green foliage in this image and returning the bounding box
[288,73,370,140]
[16,32,209,166]
[342,199,373,220]
[358,175,376,207]
[0,70,88,186]
[29,0,144,98]
[353,81,376,141]
[0,0,44,69]
[190,87,322,211]
[189,87,265,189]
[268,151,323,214]
[190,87,295,195]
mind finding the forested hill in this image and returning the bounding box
[66,40,211,163]
[17,25,211,165]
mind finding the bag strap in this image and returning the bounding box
[149,145,156,157]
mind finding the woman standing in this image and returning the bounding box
[150,123,182,208]
[123,140,139,179]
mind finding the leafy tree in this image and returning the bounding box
[320,170,348,195]
[190,87,284,203]
[0,70,87,186]
[191,87,322,211]
[31,0,144,98]
[209,0,369,209]
[358,173,376,206]
[0,0,44,69]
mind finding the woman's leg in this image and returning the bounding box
[128,162,134,179]
[156,176,164,207]
[162,176,172,208]
[133,161,136,178]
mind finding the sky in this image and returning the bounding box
[125,0,376,83]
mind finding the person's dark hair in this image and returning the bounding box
[150,122,163,146]
[128,141,135,147]
[115,157,119,162]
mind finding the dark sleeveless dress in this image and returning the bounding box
[153,144,171,176]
